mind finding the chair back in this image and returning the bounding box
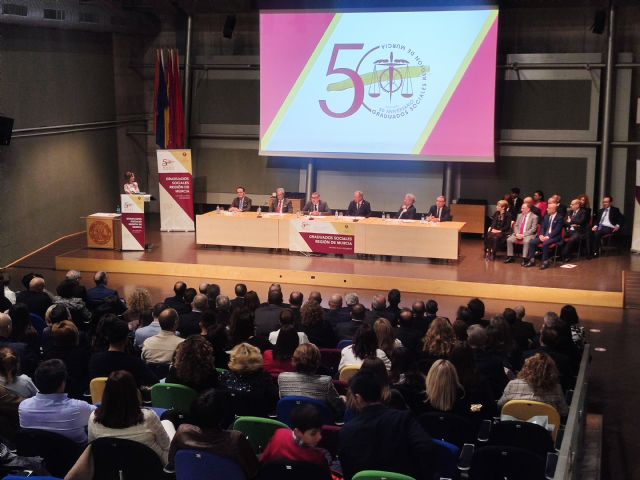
[91,437,167,480]
[338,365,360,382]
[175,449,246,480]
[487,420,554,458]
[89,377,108,404]
[151,383,198,414]
[501,400,561,441]
[417,412,476,448]
[470,445,545,480]
[336,339,353,350]
[319,348,341,377]
[15,428,84,478]
[232,416,289,454]
[432,439,460,480]
[146,362,170,380]
[259,460,331,480]
[276,396,334,427]
[352,470,416,480]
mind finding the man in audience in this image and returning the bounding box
[339,373,434,480]
[65,270,87,302]
[229,186,252,212]
[335,303,366,341]
[467,298,488,327]
[412,301,429,336]
[89,320,157,386]
[215,295,232,326]
[231,283,247,311]
[303,192,330,216]
[164,281,191,315]
[255,290,285,337]
[198,283,209,295]
[539,312,580,369]
[86,271,120,309]
[386,289,402,324]
[561,198,589,262]
[467,325,508,400]
[397,193,417,219]
[426,195,453,222]
[524,324,575,391]
[524,202,564,269]
[142,308,184,364]
[325,294,350,327]
[365,294,395,326]
[204,284,221,309]
[347,190,372,217]
[270,187,294,214]
[134,303,166,348]
[0,313,38,376]
[308,291,323,308]
[507,306,537,351]
[591,195,624,257]
[288,291,304,326]
[395,309,422,355]
[523,196,541,219]
[504,202,539,265]
[345,292,360,313]
[551,194,568,217]
[16,276,52,319]
[178,293,208,338]
[507,187,523,214]
[19,359,95,443]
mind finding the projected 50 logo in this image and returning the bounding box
[319,43,429,119]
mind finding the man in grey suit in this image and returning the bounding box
[303,192,330,216]
[230,186,252,212]
[504,202,539,265]
[269,187,293,213]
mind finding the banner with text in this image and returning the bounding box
[120,194,145,251]
[289,219,355,254]
[157,149,195,231]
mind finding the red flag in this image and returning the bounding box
[173,49,185,147]
[153,50,160,137]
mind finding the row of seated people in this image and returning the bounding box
[485,193,623,268]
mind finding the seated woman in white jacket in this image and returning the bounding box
[339,324,391,372]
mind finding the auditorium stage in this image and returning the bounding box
[49,224,629,308]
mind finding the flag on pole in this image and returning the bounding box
[173,49,185,147]
[155,50,169,148]
[154,48,185,149]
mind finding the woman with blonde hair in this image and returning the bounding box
[125,288,152,331]
[498,353,568,416]
[373,318,402,358]
[0,347,37,398]
[422,359,469,417]
[218,343,278,417]
[484,199,512,261]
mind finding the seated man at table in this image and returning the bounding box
[229,186,252,212]
[591,195,624,257]
[426,195,452,222]
[347,190,372,217]
[524,202,564,270]
[397,193,417,219]
[269,187,293,214]
[302,192,330,216]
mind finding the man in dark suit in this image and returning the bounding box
[302,192,330,216]
[411,301,429,336]
[561,198,589,262]
[591,195,624,257]
[16,277,52,320]
[426,196,452,222]
[65,270,87,302]
[0,313,39,376]
[254,290,285,337]
[551,194,568,218]
[229,186,252,212]
[397,193,417,219]
[347,190,372,217]
[524,202,564,269]
[288,291,304,327]
[508,306,537,351]
[269,187,293,214]
[395,309,422,356]
[523,326,576,392]
[386,289,402,324]
[339,373,435,480]
[507,187,523,214]
[365,294,396,326]
[324,294,351,327]
[86,271,120,309]
[335,304,366,341]
[230,283,247,311]
[467,325,509,400]
[163,281,191,315]
[177,294,207,338]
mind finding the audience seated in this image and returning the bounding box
[124,288,152,331]
[168,389,259,478]
[365,294,395,326]
[163,281,191,315]
[466,325,509,400]
[199,311,231,369]
[418,317,456,373]
[19,359,95,443]
[288,291,304,326]
[386,289,402,324]
[301,300,337,348]
[134,303,166,348]
[166,335,219,392]
[335,303,366,341]
[141,308,184,364]
[177,293,207,338]
[16,276,52,320]
[255,290,286,337]
[560,304,585,351]
[230,283,247,312]
[389,347,426,412]
[449,343,497,420]
[506,306,537,351]
[339,372,435,480]
[324,294,350,327]
[339,324,391,371]
[359,357,408,410]
[0,347,37,398]
[498,353,568,416]
[411,301,429,336]
[418,359,470,418]
[244,290,261,313]
[0,312,38,376]
[523,324,575,392]
[269,309,309,345]
[86,271,122,311]
[54,279,92,327]
[8,303,39,349]
[42,320,90,398]
[373,317,403,359]
[394,309,422,357]
[229,307,272,352]
[263,324,299,375]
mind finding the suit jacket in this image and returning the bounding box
[15,291,52,320]
[335,320,363,341]
[426,205,452,222]
[508,197,523,214]
[347,200,372,217]
[565,208,589,235]
[230,296,245,311]
[540,212,564,242]
[231,196,252,212]
[593,206,624,229]
[489,211,512,234]
[268,198,293,214]
[511,212,538,237]
[302,201,330,214]
[364,308,396,327]
[397,205,417,220]
[164,295,191,315]
[86,285,119,308]
[324,308,351,327]
[178,310,203,338]
[254,304,284,337]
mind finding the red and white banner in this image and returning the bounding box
[157,149,195,231]
[289,219,355,254]
[121,194,145,251]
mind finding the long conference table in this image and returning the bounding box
[196,212,465,260]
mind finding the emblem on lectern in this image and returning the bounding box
[89,221,112,245]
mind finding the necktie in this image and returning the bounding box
[548,214,555,235]
[315,204,318,212]
[520,214,527,234]
[239,199,243,210]
[437,208,441,219]
[278,200,283,213]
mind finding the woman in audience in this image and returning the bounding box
[89,370,174,464]
[419,359,470,418]
[359,357,407,410]
[0,347,37,398]
[419,316,456,373]
[560,304,585,350]
[124,288,152,331]
[339,324,391,372]
[243,291,261,314]
[199,311,230,369]
[269,309,309,345]
[532,190,548,218]
[262,324,298,375]
[389,347,426,412]
[228,307,272,352]
[43,320,90,398]
[300,300,336,348]
[166,336,218,392]
[484,199,512,261]
[168,389,259,479]
[498,353,568,416]
[487,315,521,373]
[278,343,345,419]
[373,318,402,358]
[449,343,497,420]
[53,278,92,326]
[218,343,279,417]
[578,193,592,217]
[8,303,39,349]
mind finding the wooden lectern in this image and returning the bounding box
[84,213,122,250]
